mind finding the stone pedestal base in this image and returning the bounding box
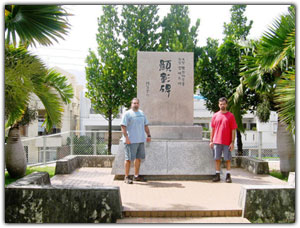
[111,139,215,180]
[149,125,202,140]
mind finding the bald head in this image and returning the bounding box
[131,98,140,111]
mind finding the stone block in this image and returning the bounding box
[5,186,122,223]
[8,172,51,186]
[239,185,295,223]
[288,172,295,187]
[149,125,202,140]
[55,155,79,174]
[137,51,194,125]
[240,156,269,174]
[55,155,115,175]
[111,140,215,179]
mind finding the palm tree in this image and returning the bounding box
[5,5,70,47]
[5,46,74,177]
[231,6,295,176]
[5,5,72,177]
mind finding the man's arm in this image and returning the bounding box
[229,129,236,151]
[121,125,130,144]
[145,125,151,142]
[209,128,215,149]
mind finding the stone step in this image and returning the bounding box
[122,209,242,218]
[117,216,250,223]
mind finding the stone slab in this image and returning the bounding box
[149,125,202,140]
[111,140,215,178]
[239,185,295,223]
[55,155,115,175]
[288,172,295,187]
[8,172,51,186]
[137,51,194,125]
[240,157,269,174]
[5,185,122,223]
[55,155,79,175]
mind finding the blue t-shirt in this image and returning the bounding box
[121,109,149,143]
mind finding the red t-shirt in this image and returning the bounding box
[211,111,237,146]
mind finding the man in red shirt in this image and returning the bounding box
[210,97,237,183]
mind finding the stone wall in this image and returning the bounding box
[239,185,295,223]
[55,155,115,175]
[6,158,122,223]
[10,172,51,186]
[221,156,269,174]
[5,185,122,223]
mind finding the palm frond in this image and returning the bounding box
[228,96,245,132]
[259,6,295,71]
[5,45,45,128]
[44,69,74,104]
[5,5,71,47]
[34,85,64,132]
[274,69,295,134]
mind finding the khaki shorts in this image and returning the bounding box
[124,143,145,161]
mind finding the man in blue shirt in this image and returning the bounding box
[121,98,151,184]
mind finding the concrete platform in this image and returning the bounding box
[51,167,289,214]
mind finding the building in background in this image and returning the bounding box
[21,67,83,164]
[194,95,278,157]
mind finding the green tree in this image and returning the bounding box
[232,6,295,175]
[195,38,227,112]
[120,5,161,107]
[159,5,200,92]
[159,5,200,52]
[223,5,253,41]
[5,46,73,177]
[85,5,124,155]
[196,5,256,157]
[5,5,70,47]
[5,5,73,178]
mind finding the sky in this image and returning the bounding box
[24,4,290,86]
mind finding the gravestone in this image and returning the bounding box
[111,51,215,179]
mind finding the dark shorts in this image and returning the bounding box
[213,144,232,161]
[124,143,145,161]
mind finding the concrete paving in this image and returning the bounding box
[51,166,288,215]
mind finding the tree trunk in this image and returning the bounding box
[5,126,27,178]
[108,111,112,155]
[277,119,295,177]
[236,129,243,167]
[236,130,243,156]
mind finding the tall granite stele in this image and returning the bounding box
[112,51,215,179]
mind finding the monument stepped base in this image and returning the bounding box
[149,125,202,140]
[111,139,215,180]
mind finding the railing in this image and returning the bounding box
[21,130,278,166]
[202,131,279,160]
[21,130,122,166]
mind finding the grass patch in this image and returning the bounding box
[5,166,55,186]
[269,170,288,182]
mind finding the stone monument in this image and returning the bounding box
[111,51,215,179]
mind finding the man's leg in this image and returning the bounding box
[133,143,146,182]
[226,160,231,171]
[124,144,133,184]
[224,145,232,183]
[125,160,131,177]
[216,159,221,172]
[134,158,141,176]
[212,144,222,182]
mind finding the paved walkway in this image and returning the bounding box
[51,167,288,212]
